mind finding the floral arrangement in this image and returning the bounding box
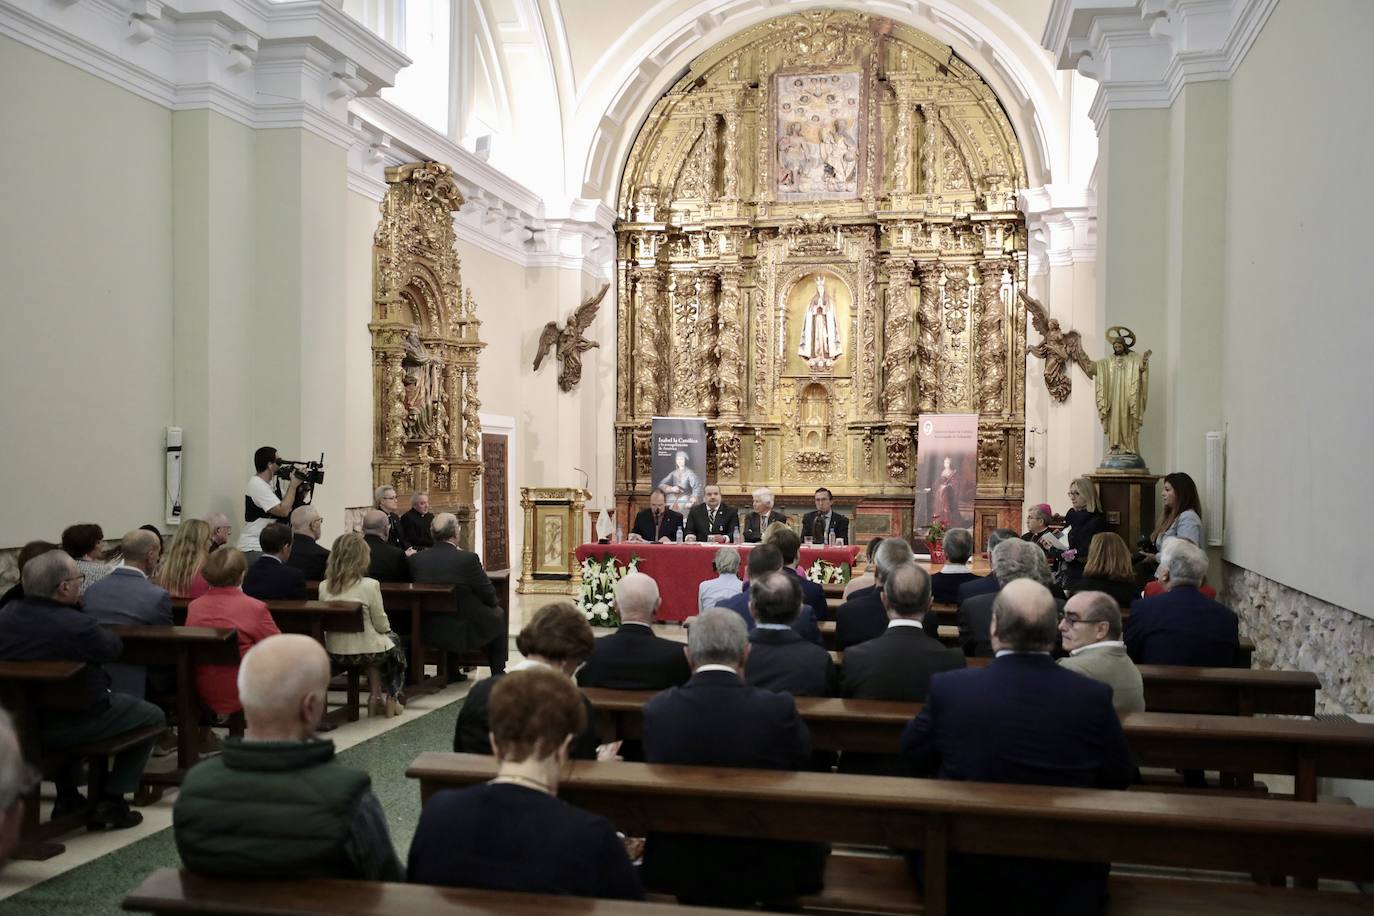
[578,553,640,627]
[806,558,851,585]
[923,516,951,562]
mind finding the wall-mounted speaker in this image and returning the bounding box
[1205,431,1225,546]
[166,427,183,525]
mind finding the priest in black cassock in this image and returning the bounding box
[630,489,684,543]
[685,484,739,542]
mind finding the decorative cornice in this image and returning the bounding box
[1042,0,1278,130]
[0,0,409,148]
[1020,184,1097,270]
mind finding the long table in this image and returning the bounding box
[574,542,860,622]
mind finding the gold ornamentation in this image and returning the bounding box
[714,426,741,478]
[884,425,912,480]
[882,258,914,418]
[976,259,1008,413]
[916,262,942,412]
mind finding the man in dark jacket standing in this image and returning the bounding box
[408,513,506,674]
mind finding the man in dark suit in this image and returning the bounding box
[629,489,684,543]
[1126,538,1238,667]
[929,527,982,604]
[716,545,822,645]
[744,572,836,697]
[902,579,1136,916]
[408,512,506,675]
[835,537,926,649]
[361,510,410,582]
[842,563,964,700]
[84,529,175,698]
[577,572,690,690]
[399,491,434,551]
[374,485,411,551]
[683,484,739,542]
[800,487,849,545]
[641,609,826,908]
[959,538,1064,658]
[764,526,828,620]
[740,488,788,544]
[242,523,307,601]
[955,527,1018,605]
[284,506,330,582]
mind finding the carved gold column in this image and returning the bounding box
[716,265,745,418]
[697,270,719,416]
[915,260,942,412]
[722,92,742,202]
[700,116,718,204]
[632,265,665,417]
[889,85,913,201]
[976,258,1008,414]
[882,257,914,419]
[921,102,941,197]
[942,265,971,408]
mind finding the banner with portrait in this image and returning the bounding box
[914,413,979,530]
[651,417,707,513]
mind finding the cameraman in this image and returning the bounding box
[236,447,304,563]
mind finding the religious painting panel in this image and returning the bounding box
[533,505,568,576]
[775,69,864,200]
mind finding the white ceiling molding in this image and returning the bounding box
[1042,0,1278,131]
[1020,184,1097,271]
[349,96,614,281]
[0,0,409,148]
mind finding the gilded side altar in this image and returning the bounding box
[614,11,1029,536]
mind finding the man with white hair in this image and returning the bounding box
[1126,538,1238,667]
[740,487,787,543]
[373,485,411,552]
[958,538,1064,658]
[408,512,507,675]
[577,572,690,690]
[285,505,330,581]
[84,529,174,696]
[174,634,402,880]
[205,512,232,553]
[399,490,434,551]
[697,546,743,612]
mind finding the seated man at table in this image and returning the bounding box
[174,634,403,880]
[835,537,922,650]
[628,488,683,544]
[1126,538,1239,667]
[744,572,835,697]
[641,609,826,908]
[740,487,787,543]
[1059,592,1144,715]
[285,506,330,582]
[409,513,507,675]
[361,510,411,583]
[684,484,738,542]
[84,528,175,697]
[716,545,821,645]
[958,538,1063,658]
[901,579,1135,916]
[578,573,690,691]
[929,527,982,604]
[800,487,849,545]
[0,550,166,829]
[764,525,828,620]
[957,528,1018,605]
[241,524,307,601]
[697,546,742,612]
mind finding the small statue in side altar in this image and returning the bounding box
[1094,326,1151,468]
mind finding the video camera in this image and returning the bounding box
[275,454,326,508]
[1132,534,1156,565]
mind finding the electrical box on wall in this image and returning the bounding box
[166,427,183,525]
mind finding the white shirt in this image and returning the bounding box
[693,664,739,676]
[938,563,972,574]
[1069,639,1125,657]
[887,618,924,629]
[995,650,1053,657]
[619,620,652,629]
[236,476,282,552]
[755,623,791,631]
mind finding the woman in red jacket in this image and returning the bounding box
[186,548,280,715]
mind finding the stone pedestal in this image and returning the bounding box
[1089,471,1159,552]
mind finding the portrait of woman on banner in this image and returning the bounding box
[658,450,702,512]
[934,456,961,522]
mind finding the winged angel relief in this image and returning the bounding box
[532,284,610,392]
[1019,291,1095,403]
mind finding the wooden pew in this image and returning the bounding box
[580,688,1373,802]
[408,753,1374,916]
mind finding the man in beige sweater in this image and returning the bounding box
[1057,591,1144,715]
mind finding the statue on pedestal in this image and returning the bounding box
[1094,326,1151,469]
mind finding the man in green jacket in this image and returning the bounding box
[1057,592,1145,715]
[174,634,402,880]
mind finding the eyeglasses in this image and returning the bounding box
[63,574,86,585]
[1061,612,1103,627]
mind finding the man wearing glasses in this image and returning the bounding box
[1057,591,1144,715]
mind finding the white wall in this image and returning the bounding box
[0,35,174,544]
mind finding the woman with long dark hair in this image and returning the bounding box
[1139,473,1203,569]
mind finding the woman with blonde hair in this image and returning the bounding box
[319,532,406,717]
[156,519,212,599]
[1065,532,1139,607]
[1037,476,1106,582]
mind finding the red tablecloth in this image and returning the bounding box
[574,542,860,623]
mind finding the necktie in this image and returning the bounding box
[814,515,825,543]
[654,511,662,538]
[708,508,717,531]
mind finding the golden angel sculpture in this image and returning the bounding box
[1019,291,1093,402]
[533,284,610,392]
[1095,326,1151,468]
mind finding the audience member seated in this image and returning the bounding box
[956,528,1018,604]
[285,506,330,582]
[361,510,410,582]
[173,634,402,880]
[577,573,690,691]
[1038,476,1107,581]
[743,572,836,697]
[901,579,1135,916]
[0,708,31,870]
[399,490,435,551]
[1058,592,1144,715]
[409,668,643,900]
[801,487,849,545]
[842,564,964,701]
[1064,532,1140,607]
[958,538,1063,658]
[684,484,739,542]
[836,537,917,649]
[241,524,307,601]
[1126,539,1239,667]
[1138,472,1204,574]
[715,544,822,645]
[628,488,683,544]
[764,525,828,620]
[841,537,882,598]
[374,486,411,552]
[409,513,507,676]
[155,519,212,599]
[0,540,56,608]
[0,551,165,828]
[641,609,825,908]
[1020,503,1054,561]
[929,528,982,604]
[319,533,407,718]
[740,487,787,543]
[186,549,282,718]
[62,523,114,597]
[84,529,175,698]
[454,603,606,760]
[698,546,743,612]
[205,512,232,553]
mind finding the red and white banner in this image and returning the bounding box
[915,413,979,529]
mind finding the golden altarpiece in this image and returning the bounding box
[615,11,1029,539]
[370,163,485,547]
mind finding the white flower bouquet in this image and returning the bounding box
[578,553,641,627]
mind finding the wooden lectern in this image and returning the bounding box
[1090,471,1159,552]
[517,487,589,597]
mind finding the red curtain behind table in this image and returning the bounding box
[574,543,859,622]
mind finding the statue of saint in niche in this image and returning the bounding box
[401,329,444,441]
[797,274,843,370]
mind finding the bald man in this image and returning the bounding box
[900,579,1134,915]
[577,572,690,691]
[285,505,330,582]
[84,529,175,697]
[174,635,402,881]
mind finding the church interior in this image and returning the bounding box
[1,0,1372,911]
